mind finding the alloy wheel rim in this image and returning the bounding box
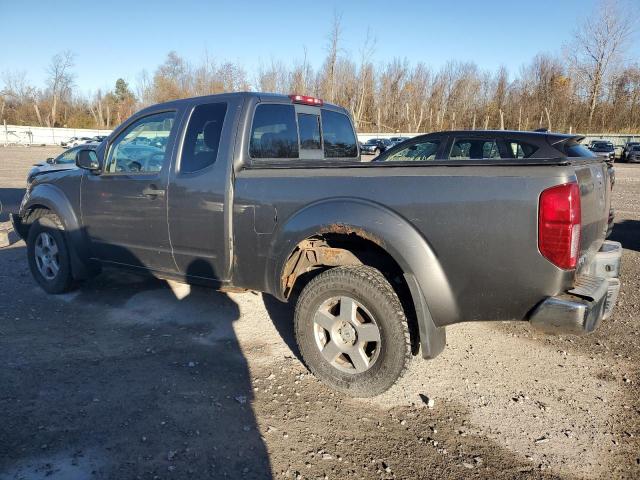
[313,295,382,374]
[34,232,60,280]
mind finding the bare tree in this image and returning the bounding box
[353,29,376,129]
[45,51,75,127]
[321,11,343,102]
[566,0,632,127]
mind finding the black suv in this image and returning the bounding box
[360,138,392,155]
[622,142,640,162]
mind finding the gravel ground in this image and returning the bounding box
[0,146,638,480]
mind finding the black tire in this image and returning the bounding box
[294,265,410,397]
[27,214,74,294]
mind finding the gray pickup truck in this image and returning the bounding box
[12,92,622,396]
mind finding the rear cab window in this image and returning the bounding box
[249,102,358,162]
[250,104,299,159]
[321,110,358,158]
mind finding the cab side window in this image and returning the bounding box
[384,140,440,161]
[180,103,227,173]
[450,139,500,160]
[506,141,538,159]
[250,104,299,159]
[105,111,175,174]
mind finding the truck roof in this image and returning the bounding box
[138,91,348,115]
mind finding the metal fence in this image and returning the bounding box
[4,123,639,148]
[2,124,112,147]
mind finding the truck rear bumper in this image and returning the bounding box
[529,240,622,334]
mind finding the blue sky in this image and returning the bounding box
[1,0,638,94]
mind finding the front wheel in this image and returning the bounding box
[27,214,74,294]
[294,265,410,397]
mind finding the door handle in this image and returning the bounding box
[142,186,165,198]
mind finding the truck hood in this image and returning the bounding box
[27,163,77,183]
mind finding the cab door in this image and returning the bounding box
[81,110,179,272]
[166,101,232,281]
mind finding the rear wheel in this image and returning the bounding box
[27,214,74,294]
[294,265,410,397]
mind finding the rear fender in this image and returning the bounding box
[267,198,458,335]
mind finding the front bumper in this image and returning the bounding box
[529,240,622,334]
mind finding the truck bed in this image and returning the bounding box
[233,159,610,327]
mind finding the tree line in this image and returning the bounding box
[1,0,638,134]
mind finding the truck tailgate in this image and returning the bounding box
[575,161,611,269]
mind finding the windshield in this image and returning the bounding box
[592,143,613,151]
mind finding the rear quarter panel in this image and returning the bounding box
[233,164,580,326]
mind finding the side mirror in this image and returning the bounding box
[76,149,100,171]
[46,157,55,164]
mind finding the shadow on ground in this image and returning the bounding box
[0,245,272,479]
[609,219,640,252]
[0,187,25,221]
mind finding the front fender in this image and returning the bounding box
[267,198,459,328]
[21,183,80,231]
[21,183,93,279]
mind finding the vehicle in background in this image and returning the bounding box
[360,138,392,155]
[91,135,108,143]
[61,136,95,148]
[388,136,411,146]
[376,131,616,238]
[27,144,98,184]
[614,145,623,160]
[13,94,621,397]
[589,141,615,162]
[626,145,640,163]
[622,142,640,162]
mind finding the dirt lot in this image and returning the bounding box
[0,146,638,480]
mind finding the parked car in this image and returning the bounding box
[626,145,640,163]
[91,135,108,143]
[388,136,411,146]
[12,94,621,397]
[61,136,95,148]
[27,144,98,184]
[589,141,615,162]
[621,142,640,162]
[360,138,392,155]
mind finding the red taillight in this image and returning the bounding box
[289,94,323,106]
[538,182,581,270]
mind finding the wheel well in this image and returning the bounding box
[17,205,51,238]
[282,232,420,354]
